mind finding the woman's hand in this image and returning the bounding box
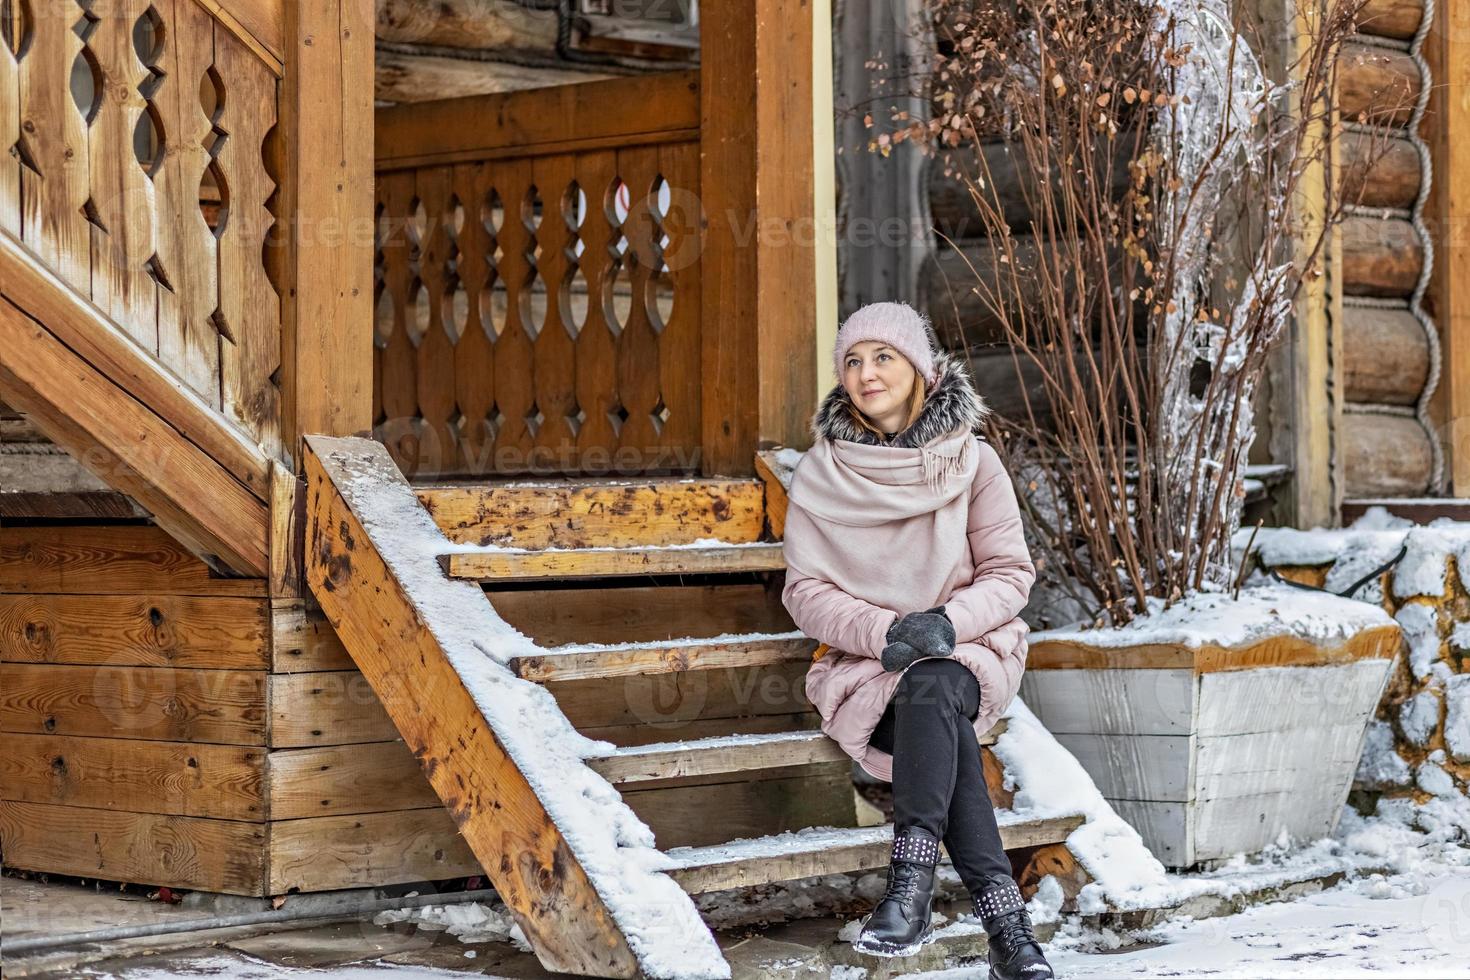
[880,606,956,672]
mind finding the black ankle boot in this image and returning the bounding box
[972,873,1054,979]
[852,829,940,957]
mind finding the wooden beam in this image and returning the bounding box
[0,300,270,577]
[1424,0,1470,493]
[1250,0,1344,527]
[375,70,699,171]
[375,0,558,52]
[375,49,614,107]
[277,0,374,470]
[191,0,285,73]
[302,435,722,977]
[700,0,820,474]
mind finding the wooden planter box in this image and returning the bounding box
[1019,602,1401,869]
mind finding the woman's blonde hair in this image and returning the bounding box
[843,362,928,441]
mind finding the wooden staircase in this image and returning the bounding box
[304,435,1083,978]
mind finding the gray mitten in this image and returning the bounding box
[880,605,956,672]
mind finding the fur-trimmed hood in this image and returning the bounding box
[811,347,990,448]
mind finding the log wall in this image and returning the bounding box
[1337,0,1441,498]
[915,0,1443,503]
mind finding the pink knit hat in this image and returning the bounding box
[833,301,939,389]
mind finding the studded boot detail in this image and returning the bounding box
[852,829,941,957]
[972,872,1054,979]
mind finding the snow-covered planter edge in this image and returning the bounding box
[1018,582,1400,869]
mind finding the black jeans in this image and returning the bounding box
[869,658,1013,892]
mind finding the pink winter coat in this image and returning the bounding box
[781,349,1036,782]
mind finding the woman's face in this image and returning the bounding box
[842,340,918,434]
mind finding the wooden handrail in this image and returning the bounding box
[0,236,271,576]
[191,0,286,72]
[375,70,700,171]
[0,234,275,501]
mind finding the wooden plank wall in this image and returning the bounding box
[0,524,844,896]
[0,522,468,896]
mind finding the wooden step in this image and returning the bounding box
[414,475,768,549]
[510,632,815,682]
[304,436,725,974]
[588,729,845,785]
[440,541,786,583]
[586,721,1010,785]
[665,813,1086,894]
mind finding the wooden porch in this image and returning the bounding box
[0,1,1083,976]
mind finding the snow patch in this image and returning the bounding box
[1356,719,1413,789]
[1398,688,1441,747]
[1395,601,1442,680]
[1444,674,1470,762]
[1029,581,1393,651]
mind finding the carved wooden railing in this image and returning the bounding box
[373,71,703,479]
[0,0,284,459]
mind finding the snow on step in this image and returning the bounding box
[665,814,1087,895]
[586,729,843,785]
[510,630,816,681]
[438,538,787,582]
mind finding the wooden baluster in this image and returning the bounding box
[212,26,280,457]
[492,159,535,472]
[376,171,419,473]
[529,153,577,463]
[0,0,19,235]
[613,146,663,469]
[450,161,495,475]
[413,166,457,477]
[153,0,221,406]
[87,0,159,346]
[656,142,702,469]
[570,153,619,466]
[17,0,91,290]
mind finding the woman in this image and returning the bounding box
[781,301,1053,977]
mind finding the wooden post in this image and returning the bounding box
[277,0,375,469]
[813,0,840,410]
[1251,0,1344,528]
[1425,0,1470,494]
[700,0,823,473]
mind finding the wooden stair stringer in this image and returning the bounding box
[0,231,272,576]
[301,435,728,980]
